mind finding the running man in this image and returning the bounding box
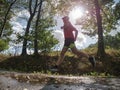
[50,16,96,71]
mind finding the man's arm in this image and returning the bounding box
[74,29,78,41]
[70,24,78,41]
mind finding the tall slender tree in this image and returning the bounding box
[34,0,43,55]
[94,0,105,58]
[0,0,17,52]
[0,0,17,37]
[21,0,39,55]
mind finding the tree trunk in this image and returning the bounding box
[21,16,33,55]
[34,0,43,56]
[94,0,106,58]
[0,0,17,37]
[21,0,38,56]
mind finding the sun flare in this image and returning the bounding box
[69,7,84,21]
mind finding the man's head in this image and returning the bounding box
[62,16,69,22]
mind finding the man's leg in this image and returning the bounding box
[56,47,68,66]
[71,46,89,59]
[50,47,68,71]
[71,46,96,67]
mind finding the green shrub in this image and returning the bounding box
[0,39,9,52]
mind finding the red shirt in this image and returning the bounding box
[63,23,76,40]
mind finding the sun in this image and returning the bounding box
[69,6,84,22]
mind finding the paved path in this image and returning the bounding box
[0,71,120,90]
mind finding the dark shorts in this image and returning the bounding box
[64,38,75,48]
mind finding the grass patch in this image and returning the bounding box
[0,48,120,77]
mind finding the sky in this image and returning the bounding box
[4,0,120,55]
[115,0,119,3]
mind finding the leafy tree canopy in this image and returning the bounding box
[104,32,120,49]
